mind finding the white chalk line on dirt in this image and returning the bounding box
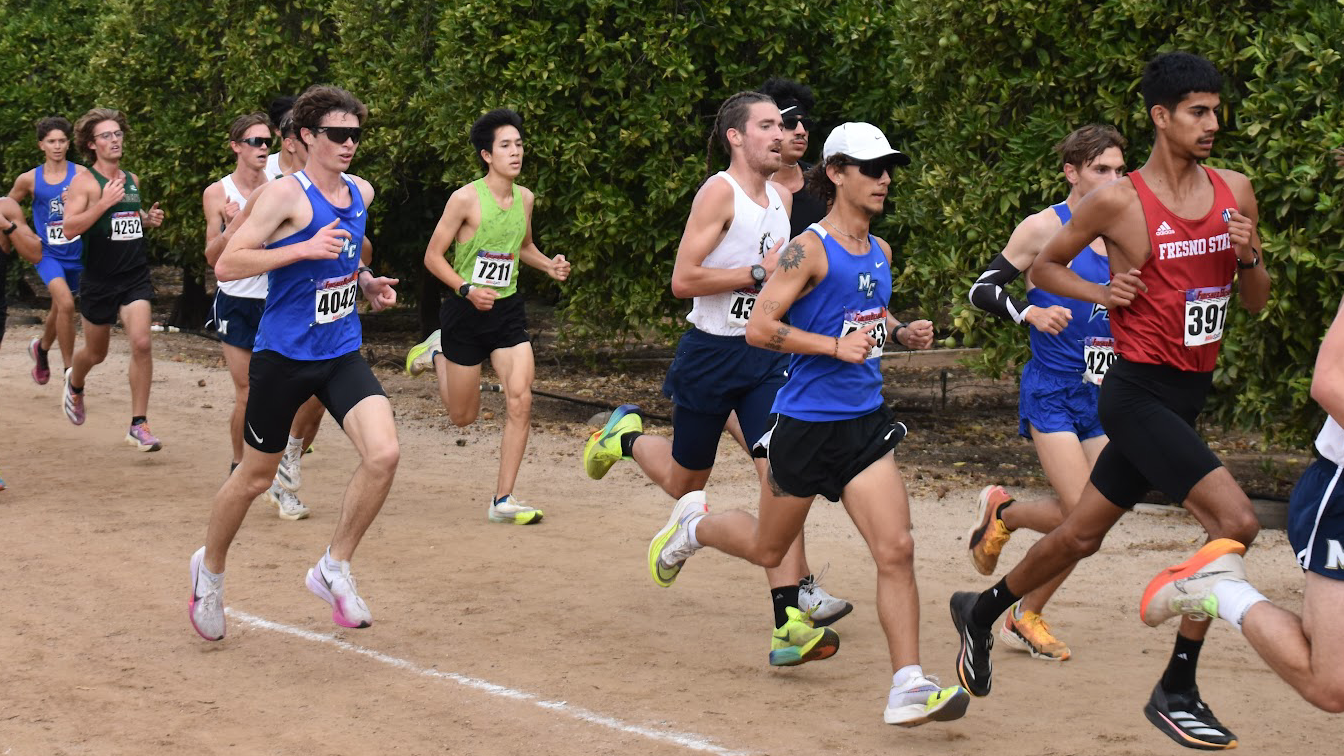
[228,609,753,756]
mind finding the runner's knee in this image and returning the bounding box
[1303,678,1344,714]
[1206,507,1259,545]
[504,386,531,418]
[362,437,400,477]
[1054,525,1104,561]
[128,332,152,358]
[447,406,477,427]
[870,530,915,573]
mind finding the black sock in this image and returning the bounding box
[36,345,49,369]
[619,431,642,458]
[1160,633,1204,693]
[971,577,1020,628]
[996,500,1015,530]
[71,382,83,394]
[229,462,239,474]
[131,416,147,426]
[771,586,800,628]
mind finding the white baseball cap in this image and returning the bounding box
[822,122,911,166]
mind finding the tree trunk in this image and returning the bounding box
[419,271,443,340]
[169,268,210,331]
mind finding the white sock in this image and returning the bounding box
[321,548,348,578]
[892,664,924,690]
[199,562,223,584]
[685,514,704,549]
[1212,580,1268,633]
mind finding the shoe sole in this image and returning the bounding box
[125,433,162,452]
[769,626,839,666]
[405,330,440,376]
[1139,539,1246,626]
[967,485,1002,576]
[584,404,641,480]
[488,508,544,524]
[647,495,704,588]
[885,686,971,727]
[266,489,310,521]
[999,620,1070,661]
[189,548,224,641]
[950,592,992,697]
[305,568,372,628]
[1143,700,1238,751]
[808,602,854,628]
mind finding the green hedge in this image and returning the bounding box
[1,0,1340,440]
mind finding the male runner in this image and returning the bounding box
[0,197,42,492]
[8,116,87,384]
[203,112,315,520]
[60,108,166,449]
[759,78,827,237]
[189,85,400,641]
[648,122,967,726]
[963,125,1126,661]
[949,52,1270,750]
[583,91,852,629]
[405,108,570,525]
[265,95,296,177]
[267,109,306,180]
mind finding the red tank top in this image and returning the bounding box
[1113,167,1238,372]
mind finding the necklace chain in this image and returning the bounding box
[823,217,866,244]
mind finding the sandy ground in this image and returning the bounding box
[0,320,1335,756]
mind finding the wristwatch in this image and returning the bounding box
[356,265,373,277]
[458,282,473,298]
[1237,249,1261,270]
[2,220,15,236]
[750,264,766,285]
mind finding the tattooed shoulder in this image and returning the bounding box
[779,240,806,271]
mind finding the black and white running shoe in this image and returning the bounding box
[950,591,994,697]
[1143,683,1238,751]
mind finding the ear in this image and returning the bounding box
[1150,104,1169,130]
[480,148,493,167]
[825,161,844,185]
[1062,162,1080,186]
[725,126,744,149]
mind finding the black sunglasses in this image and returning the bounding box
[237,136,272,149]
[781,114,814,131]
[311,126,363,144]
[843,157,898,179]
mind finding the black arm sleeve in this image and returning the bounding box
[968,253,1032,324]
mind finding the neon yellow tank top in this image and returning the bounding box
[452,178,524,299]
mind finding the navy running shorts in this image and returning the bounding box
[1018,359,1103,440]
[1288,456,1344,579]
[209,290,265,350]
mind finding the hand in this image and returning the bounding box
[467,286,498,312]
[897,319,935,350]
[1224,208,1255,254]
[298,219,349,261]
[222,200,240,224]
[1024,304,1072,335]
[836,321,879,363]
[760,238,785,278]
[1334,146,1344,168]
[143,202,165,228]
[1105,269,1147,309]
[549,254,570,282]
[100,175,126,208]
[360,274,399,312]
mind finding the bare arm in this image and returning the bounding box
[1220,170,1270,314]
[423,188,473,292]
[517,187,569,281]
[7,170,34,203]
[216,177,343,282]
[1037,183,1146,309]
[1312,298,1344,427]
[969,211,1072,334]
[0,199,43,263]
[61,171,118,238]
[671,177,757,298]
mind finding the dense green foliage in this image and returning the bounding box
[1,0,1341,440]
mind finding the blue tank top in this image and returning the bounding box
[254,171,367,360]
[772,224,890,421]
[32,163,83,262]
[1025,202,1112,374]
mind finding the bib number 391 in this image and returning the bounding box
[1082,336,1116,386]
[472,250,515,288]
[1184,286,1231,347]
[110,211,142,241]
[315,273,358,324]
[727,290,757,328]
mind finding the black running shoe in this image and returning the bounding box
[950,591,993,697]
[1143,683,1238,750]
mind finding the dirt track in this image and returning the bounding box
[0,316,1334,756]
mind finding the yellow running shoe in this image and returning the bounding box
[405,329,442,377]
[647,491,707,587]
[999,603,1071,661]
[884,675,971,726]
[967,485,1014,575]
[583,404,643,480]
[488,494,544,525]
[769,606,840,667]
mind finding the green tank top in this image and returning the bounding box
[452,178,524,299]
[84,167,147,280]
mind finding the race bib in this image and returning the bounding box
[110,211,142,241]
[726,288,758,328]
[841,306,888,360]
[45,221,74,245]
[1184,285,1231,347]
[314,272,358,324]
[1082,336,1116,386]
[472,250,515,288]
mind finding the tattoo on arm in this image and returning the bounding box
[765,325,790,351]
[761,299,781,315]
[778,241,805,271]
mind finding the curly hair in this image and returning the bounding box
[73,108,129,160]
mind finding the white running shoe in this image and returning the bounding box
[306,556,373,628]
[648,491,708,588]
[405,329,442,377]
[884,674,971,727]
[276,441,303,491]
[798,567,853,627]
[266,482,310,520]
[1140,539,1247,626]
[488,494,544,524]
[189,547,226,641]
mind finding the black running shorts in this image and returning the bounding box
[243,349,386,453]
[439,292,530,367]
[755,407,907,502]
[79,266,154,326]
[1089,357,1222,508]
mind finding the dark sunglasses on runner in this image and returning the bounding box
[237,136,272,149]
[848,157,898,179]
[781,114,814,131]
[311,126,363,144]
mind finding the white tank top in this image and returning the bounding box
[216,173,270,299]
[265,152,284,180]
[1317,416,1344,466]
[685,172,790,337]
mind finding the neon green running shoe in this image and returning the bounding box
[583,404,643,480]
[405,329,442,377]
[648,491,707,587]
[884,675,970,726]
[769,606,840,667]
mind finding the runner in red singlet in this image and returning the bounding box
[947,52,1271,751]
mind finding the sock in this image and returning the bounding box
[131,416,147,426]
[771,586,800,628]
[494,494,511,505]
[619,431,643,458]
[996,500,1015,530]
[892,664,924,690]
[71,382,84,394]
[430,348,442,363]
[1212,580,1269,633]
[321,548,347,579]
[1012,602,1026,620]
[1160,633,1203,693]
[196,560,223,592]
[36,345,49,368]
[229,461,239,474]
[287,434,304,451]
[685,513,703,549]
[972,577,1020,628]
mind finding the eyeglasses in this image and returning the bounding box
[95,130,124,141]
[236,137,272,149]
[310,126,362,144]
[781,114,814,131]
[841,157,898,179]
